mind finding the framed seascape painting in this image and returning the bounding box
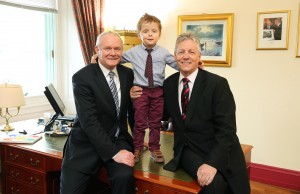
[178,13,234,67]
[256,10,291,50]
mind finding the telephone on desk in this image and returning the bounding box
[56,115,75,122]
[43,114,75,136]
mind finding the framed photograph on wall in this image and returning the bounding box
[256,10,290,50]
[178,13,234,67]
[296,5,300,57]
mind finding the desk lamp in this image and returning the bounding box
[0,83,25,131]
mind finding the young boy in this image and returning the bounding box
[92,13,203,163]
[122,13,178,163]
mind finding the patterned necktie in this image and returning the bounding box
[145,49,154,87]
[181,78,190,120]
[108,71,120,137]
[108,71,120,116]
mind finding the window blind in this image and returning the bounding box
[0,0,57,12]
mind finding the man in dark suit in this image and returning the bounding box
[162,33,250,194]
[60,31,135,194]
[273,18,282,40]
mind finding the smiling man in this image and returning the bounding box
[60,31,135,194]
[162,32,251,194]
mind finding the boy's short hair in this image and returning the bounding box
[137,13,162,33]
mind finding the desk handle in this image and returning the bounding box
[9,153,19,161]
[29,158,40,167]
[135,186,149,194]
[10,187,20,194]
[135,187,149,194]
[10,171,19,179]
[29,177,40,185]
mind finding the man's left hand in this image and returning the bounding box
[113,150,135,167]
[197,163,217,187]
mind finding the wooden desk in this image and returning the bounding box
[133,133,253,194]
[0,134,64,194]
[0,133,252,194]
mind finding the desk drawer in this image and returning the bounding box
[135,179,193,194]
[6,164,45,188]
[6,179,42,194]
[5,146,45,171]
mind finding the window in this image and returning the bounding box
[0,5,54,96]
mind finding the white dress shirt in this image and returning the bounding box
[99,64,121,107]
[178,69,198,114]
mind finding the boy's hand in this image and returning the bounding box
[199,61,204,70]
[91,54,98,63]
[130,86,143,100]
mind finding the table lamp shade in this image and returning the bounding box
[0,84,25,108]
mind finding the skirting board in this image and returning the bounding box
[250,163,300,191]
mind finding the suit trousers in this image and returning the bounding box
[60,140,135,194]
[133,87,163,151]
[180,146,250,194]
[180,146,228,194]
[60,163,134,194]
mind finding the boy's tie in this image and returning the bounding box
[145,49,154,87]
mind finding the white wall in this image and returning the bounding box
[58,0,300,171]
[56,0,84,115]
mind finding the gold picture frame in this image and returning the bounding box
[178,13,234,67]
[256,10,290,50]
[296,5,300,57]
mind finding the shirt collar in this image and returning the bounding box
[142,44,158,51]
[99,63,118,78]
[179,68,199,84]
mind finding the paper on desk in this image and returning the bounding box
[12,119,45,135]
[0,132,42,144]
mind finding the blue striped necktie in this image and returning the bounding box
[108,71,120,137]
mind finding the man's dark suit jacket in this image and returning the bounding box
[62,63,134,174]
[274,23,282,40]
[163,69,247,179]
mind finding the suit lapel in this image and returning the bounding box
[185,70,206,125]
[117,65,126,116]
[171,74,183,122]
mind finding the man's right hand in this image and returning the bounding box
[130,86,143,100]
[113,150,135,167]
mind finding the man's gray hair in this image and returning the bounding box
[175,32,201,53]
[95,31,123,48]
